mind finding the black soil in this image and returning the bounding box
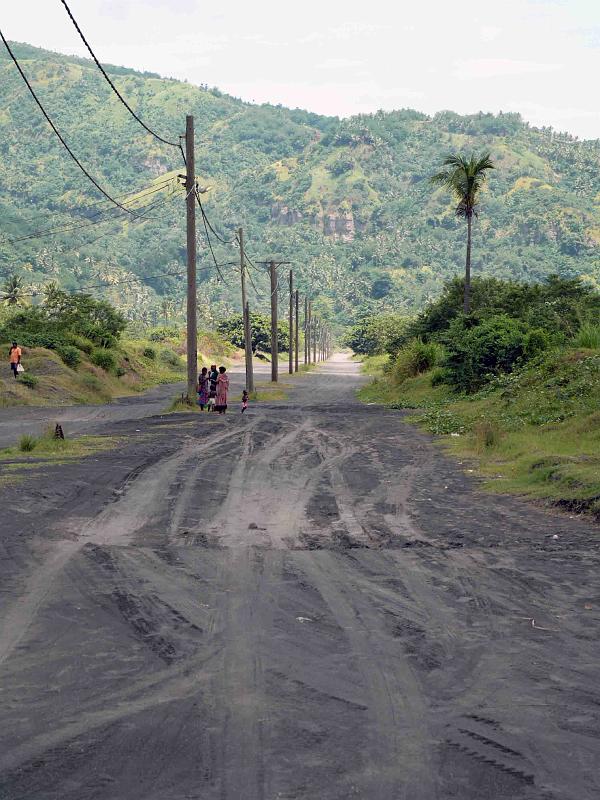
[0,355,598,799]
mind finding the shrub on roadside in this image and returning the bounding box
[573,323,600,349]
[149,326,178,342]
[64,333,94,354]
[345,314,408,356]
[19,373,39,389]
[142,346,156,360]
[442,315,548,393]
[80,373,103,391]
[91,348,117,373]
[473,420,502,450]
[393,338,443,384]
[161,348,181,367]
[430,367,448,387]
[19,434,37,452]
[56,345,81,369]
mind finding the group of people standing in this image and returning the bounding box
[197,365,229,413]
[197,365,249,414]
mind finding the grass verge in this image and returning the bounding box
[0,430,119,469]
[358,349,600,520]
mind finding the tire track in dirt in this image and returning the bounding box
[217,547,273,800]
[0,425,246,669]
[297,551,436,799]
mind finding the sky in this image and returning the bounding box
[2,0,599,139]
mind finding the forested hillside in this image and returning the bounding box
[1,41,599,326]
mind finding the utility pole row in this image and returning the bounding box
[182,114,332,399]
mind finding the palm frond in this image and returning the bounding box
[431,151,495,214]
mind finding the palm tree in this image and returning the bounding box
[1,274,27,306]
[431,153,495,313]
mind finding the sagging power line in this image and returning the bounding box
[59,0,181,149]
[0,30,137,214]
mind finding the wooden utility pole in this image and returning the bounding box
[307,301,312,364]
[294,289,299,373]
[238,228,254,393]
[288,269,293,375]
[185,115,197,402]
[270,260,278,382]
[304,297,308,365]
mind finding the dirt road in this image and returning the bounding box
[0,361,270,449]
[1,354,599,799]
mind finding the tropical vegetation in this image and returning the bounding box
[1,42,599,330]
[356,275,600,519]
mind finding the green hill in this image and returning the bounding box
[1,41,599,325]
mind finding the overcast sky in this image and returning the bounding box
[2,0,599,138]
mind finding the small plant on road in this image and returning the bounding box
[19,434,37,452]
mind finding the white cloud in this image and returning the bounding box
[480,25,502,42]
[1,0,598,138]
[300,21,387,44]
[316,58,366,70]
[453,58,563,79]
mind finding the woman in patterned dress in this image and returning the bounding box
[215,366,230,414]
[197,367,209,410]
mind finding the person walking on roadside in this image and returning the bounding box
[9,341,21,379]
[208,364,218,411]
[241,389,249,414]
[215,366,230,414]
[197,367,209,410]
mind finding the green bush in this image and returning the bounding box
[523,328,550,359]
[115,366,126,377]
[56,345,81,369]
[573,323,600,349]
[430,367,448,387]
[345,314,408,357]
[19,434,37,452]
[409,275,600,342]
[19,373,39,389]
[142,346,156,360]
[64,333,94,354]
[161,348,180,367]
[80,373,103,391]
[218,312,289,353]
[91,348,117,372]
[442,315,544,393]
[149,326,178,342]
[393,339,443,384]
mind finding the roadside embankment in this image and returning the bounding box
[359,349,600,521]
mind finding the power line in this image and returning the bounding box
[23,265,218,298]
[59,0,180,149]
[6,175,176,226]
[0,30,136,215]
[195,190,227,283]
[4,183,183,245]
[195,193,236,244]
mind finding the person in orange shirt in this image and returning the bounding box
[9,341,22,379]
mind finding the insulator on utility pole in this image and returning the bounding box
[185,114,197,402]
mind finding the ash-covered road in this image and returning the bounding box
[0,354,599,799]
